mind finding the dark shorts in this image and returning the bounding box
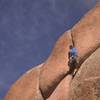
[68,57,78,73]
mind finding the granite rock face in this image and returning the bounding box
[4,64,44,100]
[72,2,100,64]
[69,47,100,100]
[39,30,73,98]
[4,2,100,100]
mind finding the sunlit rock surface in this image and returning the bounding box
[4,64,44,100]
[69,47,100,100]
[4,2,100,100]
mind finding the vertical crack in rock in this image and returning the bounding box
[39,30,73,99]
[71,30,100,81]
[39,86,45,100]
[46,31,74,99]
[70,29,79,78]
[70,29,75,47]
[4,2,100,100]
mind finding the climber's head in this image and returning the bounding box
[69,45,73,49]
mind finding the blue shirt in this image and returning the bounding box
[70,47,78,57]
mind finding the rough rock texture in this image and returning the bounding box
[47,75,72,100]
[39,2,100,98]
[4,2,100,100]
[72,2,100,64]
[40,30,73,98]
[69,47,100,100]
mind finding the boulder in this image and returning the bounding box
[4,64,44,100]
[69,47,100,100]
[47,75,72,100]
[39,30,73,98]
[39,2,100,98]
[4,2,100,100]
[71,2,100,64]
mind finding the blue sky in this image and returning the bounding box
[0,0,99,99]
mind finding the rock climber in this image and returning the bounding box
[68,45,79,76]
